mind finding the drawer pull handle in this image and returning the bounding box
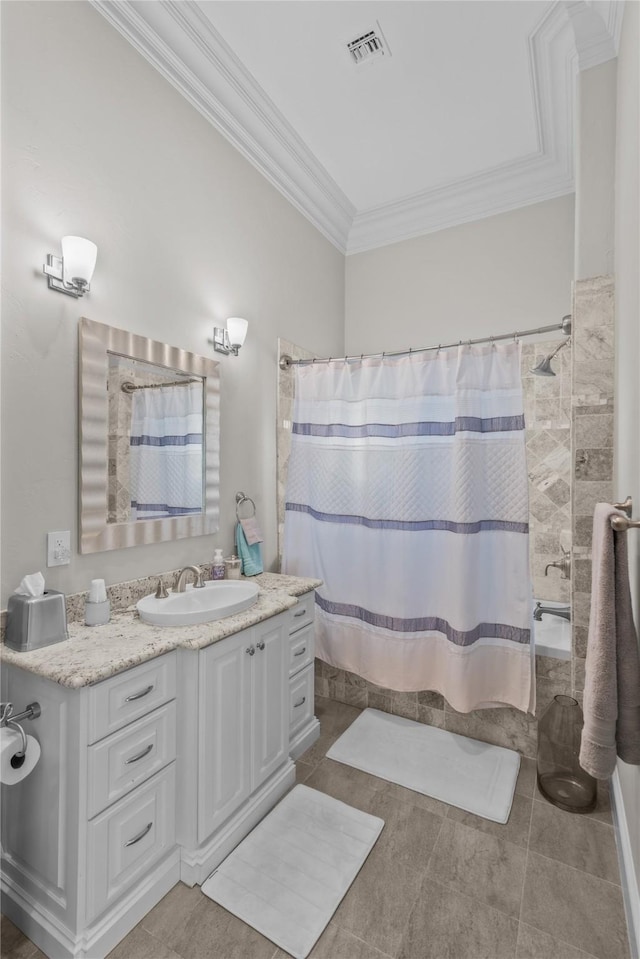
[256,641,265,651]
[125,684,154,703]
[246,646,255,656]
[293,608,306,618]
[294,647,306,657]
[124,821,153,847]
[294,696,306,708]
[125,743,154,765]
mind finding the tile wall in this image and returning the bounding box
[313,655,570,759]
[521,341,572,605]
[276,338,317,566]
[570,275,615,699]
[107,359,136,524]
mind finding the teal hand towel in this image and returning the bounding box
[236,521,263,576]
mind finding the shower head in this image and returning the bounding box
[530,355,556,376]
[530,337,570,377]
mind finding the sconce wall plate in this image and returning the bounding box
[213,326,236,355]
[43,254,87,298]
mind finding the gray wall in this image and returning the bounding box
[0,1,345,606]
[574,60,617,280]
[613,0,640,937]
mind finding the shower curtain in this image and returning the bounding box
[129,382,203,520]
[282,344,535,713]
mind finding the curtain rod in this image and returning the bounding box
[279,315,572,370]
[120,378,201,393]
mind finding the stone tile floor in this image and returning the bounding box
[1,697,631,959]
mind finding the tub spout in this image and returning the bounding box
[534,602,571,622]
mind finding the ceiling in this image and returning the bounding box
[93,0,623,254]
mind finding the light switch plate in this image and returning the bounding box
[47,530,71,567]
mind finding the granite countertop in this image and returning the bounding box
[0,573,321,689]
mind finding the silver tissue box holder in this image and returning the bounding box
[5,590,69,652]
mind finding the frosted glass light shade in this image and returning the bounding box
[61,236,98,287]
[226,317,248,349]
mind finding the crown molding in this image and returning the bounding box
[347,1,578,253]
[564,0,623,70]
[90,0,354,253]
[347,166,575,255]
[90,0,610,255]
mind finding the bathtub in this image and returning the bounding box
[533,600,571,660]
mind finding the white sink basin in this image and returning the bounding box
[137,581,260,627]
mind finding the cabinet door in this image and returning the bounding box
[198,632,252,843]
[252,618,288,788]
[86,765,176,922]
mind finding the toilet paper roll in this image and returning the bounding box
[0,727,41,785]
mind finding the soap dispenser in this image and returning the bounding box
[212,549,225,580]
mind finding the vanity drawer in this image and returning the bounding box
[87,701,177,818]
[288,625,313,677]
[86,764,176,922]
[88,653,176,744]
[288,592,315,635]
[289,665,314,738]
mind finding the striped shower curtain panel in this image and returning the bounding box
[282,345,535,713]
[129,382,203,520]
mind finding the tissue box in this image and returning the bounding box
[5,590,69,652]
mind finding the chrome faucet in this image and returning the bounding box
[534,602,571,622]
[174,566,205,592]
[545,546,571,579]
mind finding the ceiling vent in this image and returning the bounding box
[346,24,390,66]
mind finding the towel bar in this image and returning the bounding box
[610,495,640,530]
[235,491,256,521]
[611,514,640,531]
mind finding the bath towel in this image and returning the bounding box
[236,521,263,576]
[579,503,640,779]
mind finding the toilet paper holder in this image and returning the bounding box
[0,701,41,761]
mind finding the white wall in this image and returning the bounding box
[344,195,574,354]
[0,1,344,606]
[574,60,617,280]
[613,0,640,942]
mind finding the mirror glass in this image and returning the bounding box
[79,317,220,553]
[107,355,205,524]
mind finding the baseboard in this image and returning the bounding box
[611,767,640,959]
[180,759,296,886]
[1,874,77,959]
[289,717,320,760]
[1,848,181,959]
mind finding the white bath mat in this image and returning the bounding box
[327,708,520,824]
[201,784,384,959]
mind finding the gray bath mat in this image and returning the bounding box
[327,707,520,823]
[201,784,384,959]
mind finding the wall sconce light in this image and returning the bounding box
[213,317,249,356]
[43,236,98,298]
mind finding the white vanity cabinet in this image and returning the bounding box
[287,591,320,759]
[198,614,289,840]
[1,653,180,959]
[177,611,295,886]
[1,580,320,957]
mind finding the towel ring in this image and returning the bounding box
[235,492,256,522]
